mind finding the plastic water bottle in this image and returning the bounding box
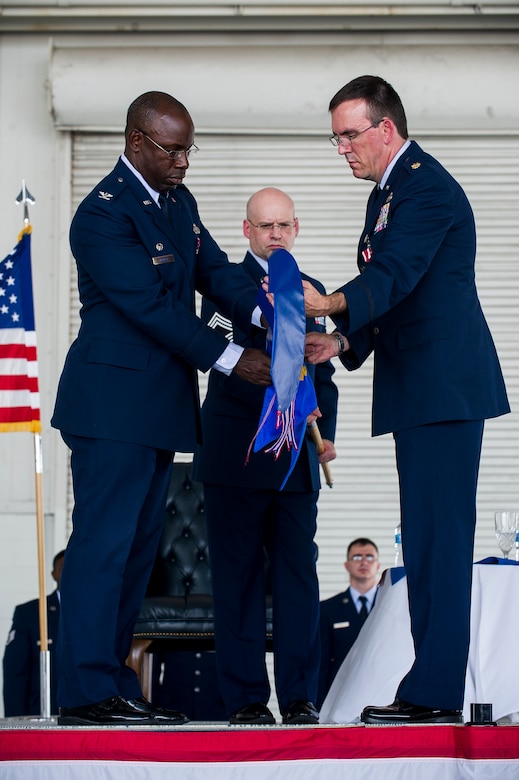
[394,523,402,566]
[515,530,519,562]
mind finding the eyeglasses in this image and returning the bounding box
[247,220,296,231]
[138,129,199,160]
[329,120,383,147]
[349,554,377,562]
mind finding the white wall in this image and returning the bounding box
[50,35,519,133]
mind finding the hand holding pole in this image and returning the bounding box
[308,421,333,488]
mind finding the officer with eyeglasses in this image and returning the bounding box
[51,91,271,726]
[317,538,380,708]
[302,75,509,725]
[193,187,338,726]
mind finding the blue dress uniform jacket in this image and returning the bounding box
[3,591,60,716]
[334,140,509,434]
[52,158,259,452]
[317,588,368,708]
[331,140,509,712]
[193,252,338,715]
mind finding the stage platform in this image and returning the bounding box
[1,718,518,780]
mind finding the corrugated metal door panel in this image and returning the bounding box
[71,132,519,597]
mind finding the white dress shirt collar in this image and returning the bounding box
[120,153,161,205]
[379,139,411,191]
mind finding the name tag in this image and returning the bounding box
[152,254,175,266]
[333,621,350,629]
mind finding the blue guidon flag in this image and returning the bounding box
[247,248,317,489]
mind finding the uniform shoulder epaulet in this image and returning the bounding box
[92,170,127,204]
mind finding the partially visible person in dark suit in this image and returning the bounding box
[302,75,510,724]
[3,550,65,716]
[318,538,380,708]
[152,650,227,722]
[193,187,338,725]
[51,91,271,727]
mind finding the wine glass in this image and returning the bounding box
[494,511,518,559]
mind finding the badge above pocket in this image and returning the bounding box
[152,254,175,266]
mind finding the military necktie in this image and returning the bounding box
[158,192,173,226]
[359,595,369,623]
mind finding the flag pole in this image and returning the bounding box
[16,181,51,719]
[307,421,334,488]
[34,432,50,718]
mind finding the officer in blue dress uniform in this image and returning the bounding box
[318,538,380,707]
[51,92,271,726]
[3,551,64,716]
[303,76,509,724]
[194,188,338,725]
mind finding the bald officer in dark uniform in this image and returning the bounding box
[194,188,338,726]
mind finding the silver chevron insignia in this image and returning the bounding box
[207,312,233,341]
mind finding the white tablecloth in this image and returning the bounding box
[320,563,519,724]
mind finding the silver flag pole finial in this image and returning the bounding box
[16,180,36,225]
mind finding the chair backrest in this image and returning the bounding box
[146,462,212,599]
[133,461,273,656]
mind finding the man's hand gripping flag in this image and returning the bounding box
[247,248,317,489]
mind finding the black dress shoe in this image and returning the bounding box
[58,695,188,726]
[127,697,189,724]
[229,703,276,725]
[282,700,319,725]
[361,697,463,725]
[58,695,155,725]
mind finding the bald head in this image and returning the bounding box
[245,188,294,222]
[244,188,299,260]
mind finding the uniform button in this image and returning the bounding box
[195,653,202,659]
[194,687,201,693]
[373,327,380,335]
[195,669,201,676]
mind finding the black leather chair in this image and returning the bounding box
[127,462,273,700]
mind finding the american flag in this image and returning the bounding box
[0,227,41,432]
